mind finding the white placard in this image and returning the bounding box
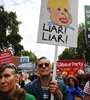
[37,0,78,47]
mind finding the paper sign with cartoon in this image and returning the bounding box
[47,0,74,30]
[37,0,78,47]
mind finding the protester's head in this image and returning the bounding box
[37,56,51,77]
[77,69,84,78]
[0,63,18,74]
[62,71,67,77]
[34,68,39,75]
[0,63,18,94]
[68,76,79,89]
[25,73,29,80]
[56,68,61,77]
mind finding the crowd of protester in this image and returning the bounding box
[0,56,90,100]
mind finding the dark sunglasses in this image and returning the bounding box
[38,63,49,68]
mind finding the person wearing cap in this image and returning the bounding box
[76,70,86,90]
[0,63,36,100]
[24,56,71,100]
[62,71,68,85]
[83,81,90,100]
[56,68,66,85]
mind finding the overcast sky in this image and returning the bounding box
[0,0,90,63]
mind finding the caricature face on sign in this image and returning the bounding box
[37,0,78,47]
[47,0,72,26]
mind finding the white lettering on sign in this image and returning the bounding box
[88,34,90,38]
[87,15,90,18]
[86,10,90,14]
[87,21,90,24]
[58,62,84,67]
[88,28,90,31]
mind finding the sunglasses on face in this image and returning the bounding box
[38,63,49,68]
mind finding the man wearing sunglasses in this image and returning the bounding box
[24,57,71,100]
[0,63,36,100]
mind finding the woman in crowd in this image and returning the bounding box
[67,76,83,100]
[0,63,36,100]
[76,70,86,90]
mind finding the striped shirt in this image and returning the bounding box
[41,84,50,100]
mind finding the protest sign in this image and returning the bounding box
[37,0,78,47]
[57,59,85,77]
[0,51,12,66]
[85,5,90,44]
[21,56,29,62]
[18,61,36,73]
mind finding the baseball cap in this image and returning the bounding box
[0,63,18,74]
[77,70,84,75]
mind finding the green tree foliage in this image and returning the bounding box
[20,50,38,62]
[76,23,86,59]
[58,23,90,63]
[0,6,24,55]
[77,23,90,63]
[58,48,78,60]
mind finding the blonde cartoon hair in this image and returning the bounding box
[47,0,71,10]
